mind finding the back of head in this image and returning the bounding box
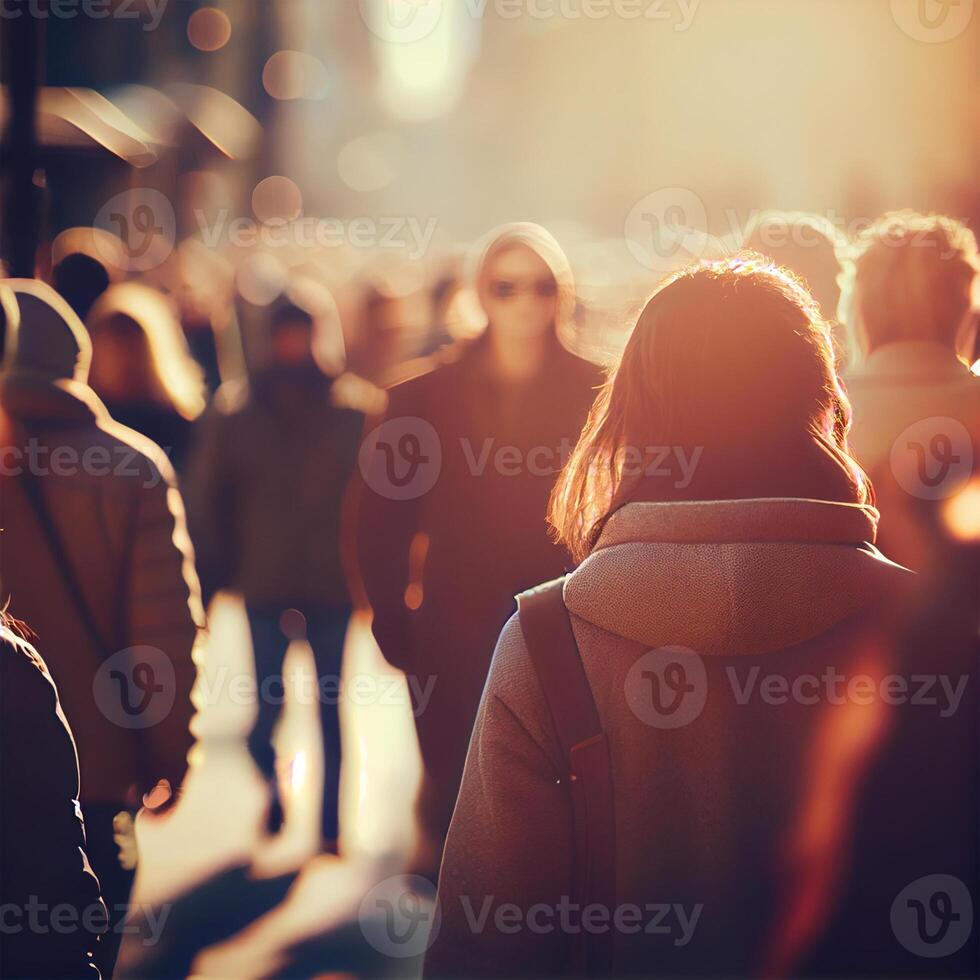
[743,211,849,353]
[551,255,871,561]
[1,279,92,383]
[847,211,978,356]
[51,252,111,322]
[87,282,206,420]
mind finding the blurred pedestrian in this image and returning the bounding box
[86,282,206,476]
[426,257,961,978]
[354,223,603,877]
[841,211,980,569]
[0,279,204,977]
[742,210,853,366]
[0,615,107,979]
[185,283,365,851]
[52,252,111,324]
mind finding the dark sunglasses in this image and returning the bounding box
[488,278,559,299]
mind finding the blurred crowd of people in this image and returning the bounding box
[0,206,978,978]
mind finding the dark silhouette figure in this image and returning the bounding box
[185,291,365,849]
[0,621,107,978]
[51,252,110,324]
[354,224,602,875]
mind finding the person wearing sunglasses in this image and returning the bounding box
[354,223,602,879]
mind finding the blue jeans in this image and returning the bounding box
[245,604,351,843]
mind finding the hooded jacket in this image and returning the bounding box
[0,280,204,804]
[426,498,976,978]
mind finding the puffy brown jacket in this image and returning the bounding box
[0,375,204,805]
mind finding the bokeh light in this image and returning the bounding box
[262,50,330,101]
[251,175,303,223]
[236,253,288,307]
[187,7,232,53]
[943,479,980,542]
[336,132,399,193]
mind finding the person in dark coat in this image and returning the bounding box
[354,224,603,876]
[184,284,366,850]
[426,258,976,979]
[0,280,205,977]
[0,617,106,978]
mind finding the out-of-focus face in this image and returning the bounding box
[270,320,314,365]
[480,244,559,344]
[89,316,153,402]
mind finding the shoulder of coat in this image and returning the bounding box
[95,417,176,488]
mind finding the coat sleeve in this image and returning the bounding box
[351,386,424,671]
[0,636,105,977]
[424,615,575,978]
[125,452,205,796]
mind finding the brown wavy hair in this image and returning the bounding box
[549,255,873,563]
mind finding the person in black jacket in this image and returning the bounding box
[0,618,106,978]
[354,223,603,877]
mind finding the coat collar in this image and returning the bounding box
[595,498,880,550]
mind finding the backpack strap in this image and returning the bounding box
[517,578,616,979]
